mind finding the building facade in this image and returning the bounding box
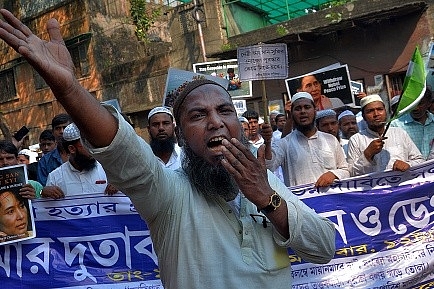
[0,0,432,144]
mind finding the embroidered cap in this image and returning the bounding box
[338,110,355,121]
[148,106,173,121]
[63,123,81,141]
[315,109,336,120]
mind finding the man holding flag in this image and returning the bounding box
[347,47,427,176]
[347,94,424,176]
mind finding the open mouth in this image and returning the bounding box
[207,136,225,149]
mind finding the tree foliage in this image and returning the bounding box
[129,0,161,42]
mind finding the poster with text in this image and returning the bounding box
[193,59,252,98]
[285,64,354,109]
[0,164,35,245]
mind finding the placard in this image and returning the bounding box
[237,43,288,81]
[193,59,252,98]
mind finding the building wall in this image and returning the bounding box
[223,0,433,113]
[0,0,173,143]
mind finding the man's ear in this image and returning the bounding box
[67,144,76,154]
[175,126,184,147]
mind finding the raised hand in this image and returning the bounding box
[0,9,117,148]
[0,9,76,95]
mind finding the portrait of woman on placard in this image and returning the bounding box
[0,190,31,243]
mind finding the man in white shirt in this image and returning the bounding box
[242,110,264,148]
[271,113,286,141]
[264,92,349,187]
[347,94,424,176]
[46,123,115,197]
[147,106,181,169]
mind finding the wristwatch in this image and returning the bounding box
[259,191,282,214]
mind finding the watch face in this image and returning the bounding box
[271,194,281,207]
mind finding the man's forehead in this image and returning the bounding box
[365,101,385,109]
[293,98,314,106]
[150,113,173,122]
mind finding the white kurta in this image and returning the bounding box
[46,161,108,196]
[266,129,350,187]
[347,127,424,176]
[85,106,336,289]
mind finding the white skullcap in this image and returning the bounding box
[63,123,81,142]
[18,149,31,157]
[148,106,173,121]
[258,117,264,124]
[360,94,384,108]
[238,116,248,123]
[338,110,355,121]
[390,95,400,107]
[291,92,314,103]
[19,149,38,163]
[316,109,336,120]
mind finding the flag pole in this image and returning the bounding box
[261,80,269,123]
[381,98,399,138]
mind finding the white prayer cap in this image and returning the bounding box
[238,116,248,123]
[63,123,81,141]
[390,95,400,107]
[148,106,173,121]
[19,149,38,163]
[18,148,31,157]
[316,109,336,120]
[360,94,384,109]
[338,110,355,121]
[291,92,314,103]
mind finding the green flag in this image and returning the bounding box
[392,47,426,120]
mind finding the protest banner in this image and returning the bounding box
[0,164,35,246]
[289,160,434,288]
[1,193,162,288]
[1,161,434,288]
[193,59,252,98]
[286,64,354,109]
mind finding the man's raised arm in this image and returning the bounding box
[0,9,116,148]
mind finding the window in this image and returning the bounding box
[33,69,48,90]
[388,72,405,97]
[0,68,17,103]
[65,33,92,79]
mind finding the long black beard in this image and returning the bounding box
[74,150,97,171]
[181,134,250,201]
[150,136,176,156]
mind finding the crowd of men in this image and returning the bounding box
[242,88,433,188]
